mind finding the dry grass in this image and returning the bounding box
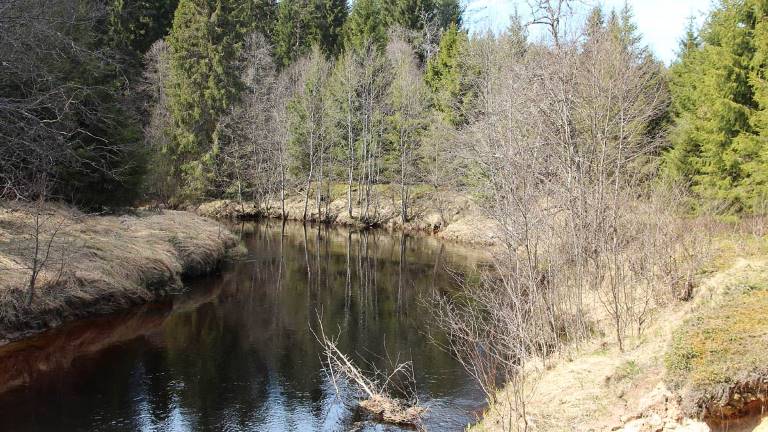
[0,202,238,343]
[469,304,692,431]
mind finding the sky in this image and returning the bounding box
[463,0,713,64]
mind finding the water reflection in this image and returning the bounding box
[0,221,485,431]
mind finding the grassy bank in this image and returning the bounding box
[0,203,239,343]
[196,185,500,246]
[471,233,768,432]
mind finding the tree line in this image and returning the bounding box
[0,0,460,214]
[4,0,768,219]
[152,0,466,225]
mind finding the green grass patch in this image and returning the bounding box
[614,360,642,382]
[665,278,768,414]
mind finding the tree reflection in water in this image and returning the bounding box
[0,220,486,431]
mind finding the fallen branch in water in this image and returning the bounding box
[313,317,425,428]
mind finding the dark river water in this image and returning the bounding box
[0,221,487,431]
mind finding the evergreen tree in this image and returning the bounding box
[106,0,179,63]
[344,0,387,51]
[504,8,528,54]
[424,23,471,126]
[236,0,278,42]
[677,16,701,59]
[386,0,462,63]
[733,1,768,208]
[585,6,604,40]
[273,0,347,66]
[617,2,642,50]
[316,0,348,57]
[386,0,435,31]
[665,0,757,210]
[274,0,320,67]
[606,2,645,55]
[435,0,462,28]
[167,0,255,197]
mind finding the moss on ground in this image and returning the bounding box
[665,272,768,416]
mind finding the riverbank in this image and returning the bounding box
[471,233,768,432]
[0,203,239,344]
[195,186,501,246]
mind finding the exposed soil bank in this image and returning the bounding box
[0,203,239,344]
[195,187,501,246]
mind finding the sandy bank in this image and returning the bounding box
[0,203,239,343]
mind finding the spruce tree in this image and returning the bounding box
[317,0,348,57]
[380,0,461,63]
[585,6,604,41]
[502,9,528,57]
[344,0,387,51]
[274,0,320,67]
[248,0,279,39]
[434,0,462,28]
[665,0,757,210]
[616,2,643,51]
[733,1,768,207]
[678,16,701,58]
[424,23,470,126]
[386,0,435,31]
[106,0,179,63]
[167,0,254,197]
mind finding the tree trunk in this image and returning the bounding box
[27,210,41,305]
[317,145,324,221]
[303,131,316,221]
[400,133,408,224]
[347,93,354,218]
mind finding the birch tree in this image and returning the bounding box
[288,48,331,221]
[325,50,362,218]
[386,35,428,223]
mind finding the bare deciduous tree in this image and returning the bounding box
[0,0,136,203]
[386,34,428,224]
[140,39,177,204]
[216,33,282,213]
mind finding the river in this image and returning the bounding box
[0,221,487,431]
